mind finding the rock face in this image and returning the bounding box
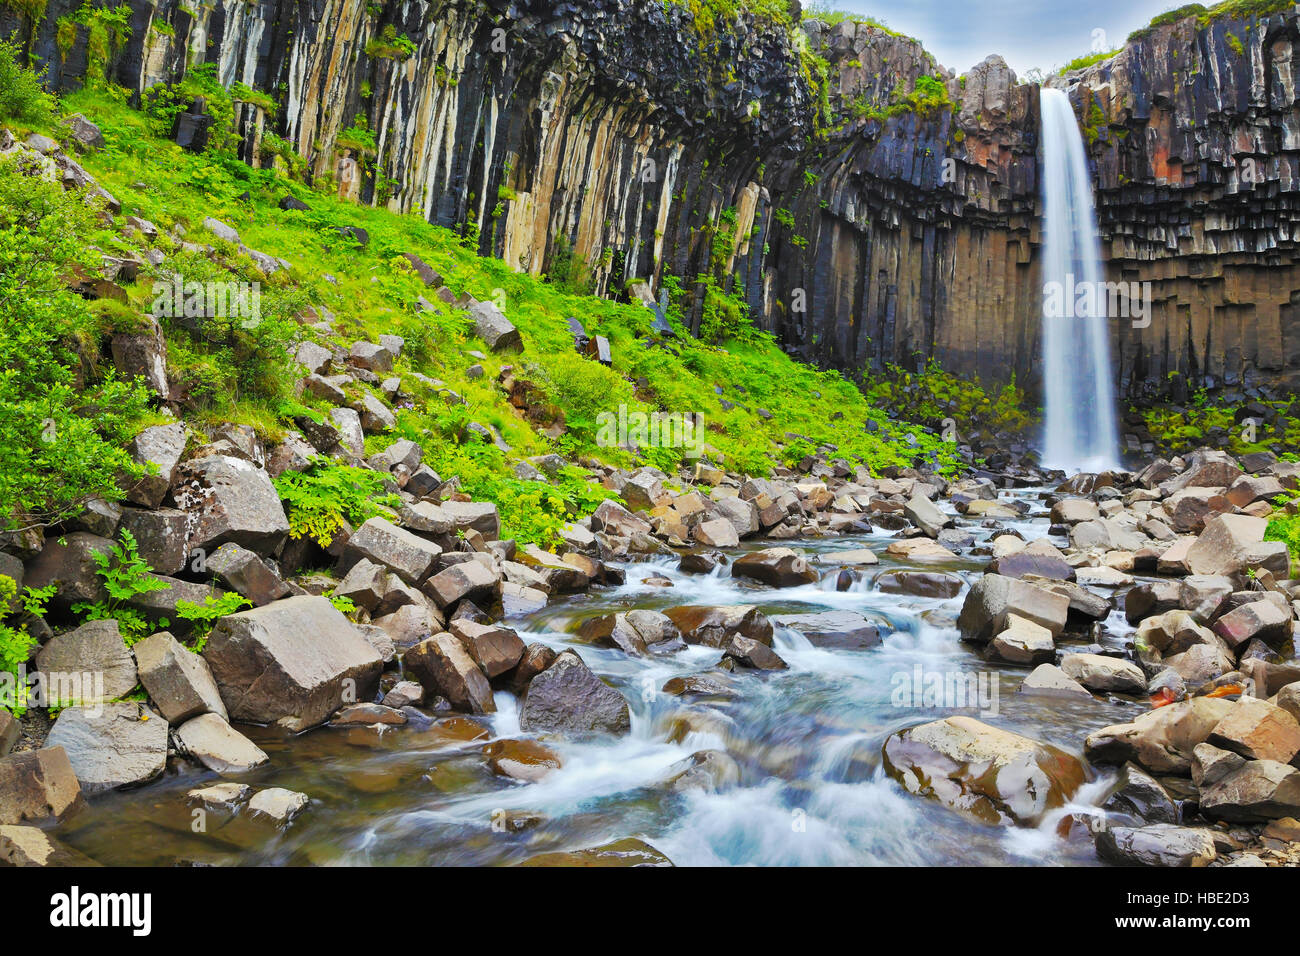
[203,596,384,731]
[882,716,1086,825]
[520,650,631,736]
[16,1,1300,401]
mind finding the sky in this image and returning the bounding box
[806,0,1184,76]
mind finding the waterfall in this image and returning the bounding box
[1038,87,1120,474]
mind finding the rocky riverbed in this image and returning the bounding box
[4,408,1300,866]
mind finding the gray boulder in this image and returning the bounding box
[173,455,290,556]
[133,631,227,723]
[520,650,631,736]
[46,702,169,794]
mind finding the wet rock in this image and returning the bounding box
[404,633,495,715]
[518,838,672,867]
[1060,653,1147,695]
[1199,760,1300,822]
[173,455,290,557]
[658,749,741,793]
[174,713,269,774]
[1101,762,1180,824]
[0,747,82,825]
[248,787,309,825]
[957,574,1070,643]
[204,596,383,731]
[1095,825,1216,867]
[989,614,1056,666]
[1208,697,1300,764]
[722,635,788,670]
[46,702,168,794]
[187,782,251,811]
[1085,697,1235,774]
[1018,663,1093,700]
[34,619,137,703]
[904,493,950,537]
[0,826,100,866]
[381,681,425,709]
[816,548,879,566]
[770,610,881,649]
[509,642,558,693]
[482,738,562,782]
[133,631,227,723]
[662,674,737,700]
[732,547,818,588]
[449,619,525,677]
[882,716,1086,825]
[520,650,631,736]
[329,703,408,727]
[664,605,774,648]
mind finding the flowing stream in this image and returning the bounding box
[55,488,1142,866]
[1039,86,1120,474]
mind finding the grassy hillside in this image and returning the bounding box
[0,46,1029,550]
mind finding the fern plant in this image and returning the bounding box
[0,575,55,716]
[71,529,171,644]
[174,592,253,651]
[273,458,403,546]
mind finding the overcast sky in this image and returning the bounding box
[807,0,1183,76]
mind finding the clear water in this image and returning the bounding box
[1039,87,1120,474]
[54,490,1141,866]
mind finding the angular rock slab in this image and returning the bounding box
[520,651,631,736]
[134,631,227,723]
[0,746,82,825]
[34,619,137,703]
[1096,825,1217,867]
[174,713,269,775]
[173,455,290,557]
[46,703,168,794]
[204,596,383,732]
[404,632,495,715]
[0,825,100,866]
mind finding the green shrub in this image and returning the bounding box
[71,529,171,644]
[0,37,54,125]
[274,460,403,546]
[0,154,151,531]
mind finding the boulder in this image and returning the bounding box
[1095,825,1216,867]
[957,574,1070,643]
[22,532,113,612]
[248,787,309,825]
[1199,759,1300,822]
[770,610,881,649]
[482,738,562,782]
[1101,762,1180,824]
[1060,653,1146,695]
[468,301,523,352]
[1050,499,1100,524]
[519,838,672,868]
[422,560,500,609]
[404,633,495,714]
[1185,514,1268,576]
[204,543,290,606]
[731,547,819,588]
[133,631,227,723]
[441,501,501,539]
[344,517,442,584]
[1214,600,1293,650]
[723,635,788,670]
[1085,697,1235,774]
[1018,663,1093,700]
[664,605,773,648]
[173,455,290,556]
[449,619,525,677]
[519,650,631,736]
[882,716,1086,825]
[34,619,137,704]
[124,423,187,508]
[904,494,949,538]
[173,713,269,774]
[0,825,100,866]
[988,614,1056,666]
[203,596,383,731]
[46,703,168,794]
[117,507,188,575]
[0,747,82,825]
[693,517,739,547]
[1208,697,1300,764]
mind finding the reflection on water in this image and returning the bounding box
[54,489,1141,866]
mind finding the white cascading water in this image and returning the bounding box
[1039,87,1120,473]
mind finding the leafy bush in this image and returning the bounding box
[1265,513,1300,570]
[0,155,152,531]
[174,592,252,650]
[0,38,54,125]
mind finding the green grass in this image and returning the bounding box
[0,55,1037,543]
